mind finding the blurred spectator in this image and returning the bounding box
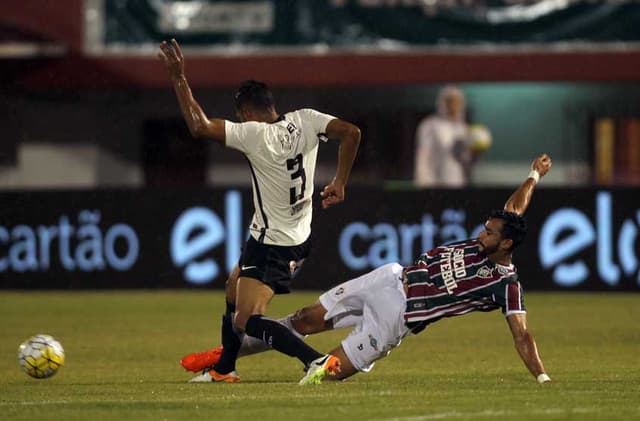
[414,85,489,187]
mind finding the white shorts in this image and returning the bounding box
[319,262,409,372]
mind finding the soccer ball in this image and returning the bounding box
[467,124,492,152]
[18,334,65,379]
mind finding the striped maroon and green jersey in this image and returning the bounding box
[404,239,525,330]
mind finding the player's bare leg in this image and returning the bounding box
[290,303,333,334]
[323,345,358,381]
[225,265,240,307]
[232,276,274,330]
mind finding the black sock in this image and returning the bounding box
[245,314,323,366]
[225,301,235,317]
[212,314,242,374]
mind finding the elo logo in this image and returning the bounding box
[539,191,639,287]
[170,191,242,284]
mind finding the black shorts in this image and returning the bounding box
[238,236,311,294]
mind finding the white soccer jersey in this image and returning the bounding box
[225,108,336,246]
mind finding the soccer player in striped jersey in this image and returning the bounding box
[182,154,553,385]
[159,39,361,384]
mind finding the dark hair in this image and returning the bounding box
[489,209,527,251]
[234,80,274,111]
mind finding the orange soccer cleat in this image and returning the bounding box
[180,346,223,372]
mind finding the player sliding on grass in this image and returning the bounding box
[182,154,553,384]
[159,39,361,385]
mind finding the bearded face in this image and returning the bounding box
[477,218,507,256]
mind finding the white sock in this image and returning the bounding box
[280,314,308,341]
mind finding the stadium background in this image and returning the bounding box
[2,1,640,291]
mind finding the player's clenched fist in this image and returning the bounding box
[531,154,552,178]
[320,180,345,209]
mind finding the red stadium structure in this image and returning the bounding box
[4,0,640,89]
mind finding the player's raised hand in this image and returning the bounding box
[158,39,185,80]
[531,154,552,178]
[320,179,345,209]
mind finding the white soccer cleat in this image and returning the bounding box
[189,368,240,383]
[298,354,341,385]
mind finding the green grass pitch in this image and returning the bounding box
[1,291,639,420]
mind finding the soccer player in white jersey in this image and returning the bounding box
[159,39,361,384]
[182,154,553,385]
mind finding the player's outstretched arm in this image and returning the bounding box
[506,313,551,384]
[158,39,225,145]
[503,154,552,216]
[320,119,361,209]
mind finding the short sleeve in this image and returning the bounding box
[299,108,336,136]
[225,121,263,154]
[494,280,526,316]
